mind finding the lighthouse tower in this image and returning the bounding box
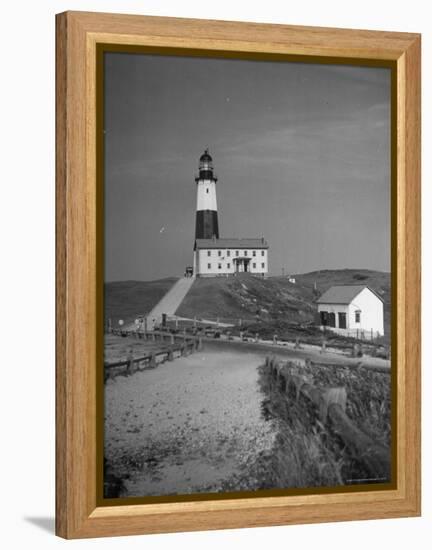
[195,149,219,240]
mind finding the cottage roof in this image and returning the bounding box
[316,285,383,305]
[195,238,269,250]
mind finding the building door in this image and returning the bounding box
[338,312,347,329]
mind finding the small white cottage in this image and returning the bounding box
[316,285,384,339]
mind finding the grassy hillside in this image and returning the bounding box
[176,274,315,323]
[104,269,391,342]
[178,268,389,318]
[104,278,177,327]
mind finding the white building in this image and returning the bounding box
[192,149,269,277]
[194,237,269,277]
[316,285,384,339]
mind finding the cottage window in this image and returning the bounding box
[253,251,256,256]
[218,263,222,269]
[328,313,336,328]
[244,250,248,256]
[227,250,230,257]
[227,263,230,269]
[261,262,265,268]
[355,310,361,323]
[207,263,211,269]
[253,263,256,268]
[236,250,239,256]
[207,250,211,257]
[218,250,221,257]
[261,250,265,256]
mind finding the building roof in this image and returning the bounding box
[195,238,269,250]
[316,285,383,305]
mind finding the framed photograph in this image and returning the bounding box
[56,11,421,538]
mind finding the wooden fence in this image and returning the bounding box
[104,331,202,379]
[265,356,390,480]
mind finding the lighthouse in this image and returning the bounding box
[192,149,269,278]
[195,149,219,240]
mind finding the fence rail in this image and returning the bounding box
[265,356,390,480]
[104,330,202,379]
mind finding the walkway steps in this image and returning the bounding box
[146,277,195,330]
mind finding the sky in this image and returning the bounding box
[104,52,391,282]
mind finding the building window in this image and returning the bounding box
[206,188,209,193]
[261,262,265,268]
[244,250,248,256]
[253,251,256,257]
[207,250,211,257]
[338,312,347,329]
[207,263,211,269]
[261,250,265,256]
[218,263,222,269]
[355,310,361,323]
[218,250,221,257]
[227,250,230,257]
[227,263,230,269]
[236,251,239,256]
[253,263,256,268]
[328,312,336,328]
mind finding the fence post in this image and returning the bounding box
[320,336,327,354]
[126,349,134,374]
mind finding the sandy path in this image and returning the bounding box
[104,345,277,497]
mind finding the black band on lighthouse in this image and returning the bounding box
[195,210,219,240]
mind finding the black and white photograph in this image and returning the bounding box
[103,51,392,500]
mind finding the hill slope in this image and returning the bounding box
[104,278,178,326]
[104,269,391,340]
[177,269,390,324]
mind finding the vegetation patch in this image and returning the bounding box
[255,360,391,488]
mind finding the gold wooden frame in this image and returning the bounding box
[56,11,421,539]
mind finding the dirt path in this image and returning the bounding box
[205,338,390,370]
[104,345,278,497]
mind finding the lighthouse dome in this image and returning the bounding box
[197,148,216,181]
[199,149,213,163]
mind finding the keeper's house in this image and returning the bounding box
[316,285,384,339]
[194,237,269,277]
